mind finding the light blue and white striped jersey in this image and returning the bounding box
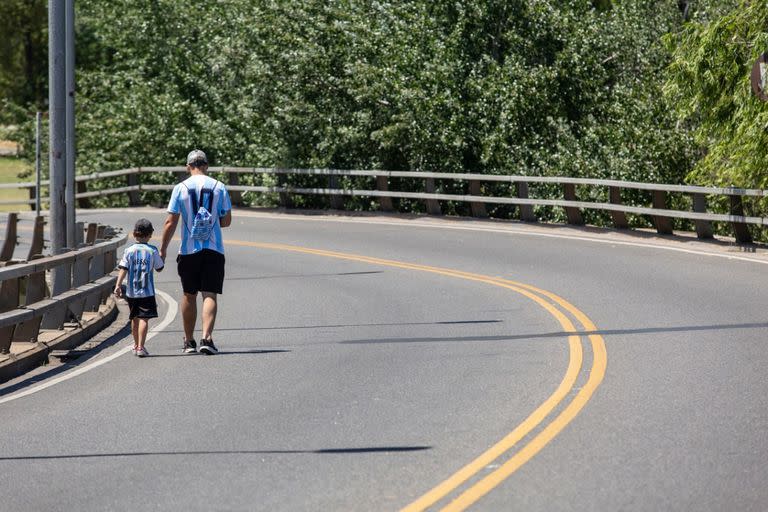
[167,175,232,255]
[118,243,164,298]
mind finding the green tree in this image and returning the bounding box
[665,0,768,189]
[6,0,708,221]
[0,0,47,119]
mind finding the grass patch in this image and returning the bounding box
[0,157,32,211]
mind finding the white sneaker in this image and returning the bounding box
[136,347,149,357]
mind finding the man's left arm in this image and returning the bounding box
[161,184,182,261]
[219,185,232,228]
[160,213,179,261]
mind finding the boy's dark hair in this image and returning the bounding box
[134,218,154,238]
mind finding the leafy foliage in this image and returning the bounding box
[665,0,768,189]
[0,0,47,120]
[3,0,715,226]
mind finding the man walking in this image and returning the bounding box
[160,150,232,354]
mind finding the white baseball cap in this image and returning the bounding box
[186,149,208,166]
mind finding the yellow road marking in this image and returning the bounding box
[227,240,606,510]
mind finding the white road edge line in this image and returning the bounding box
[0,289,178,406]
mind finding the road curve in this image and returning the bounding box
[1,209,767,511]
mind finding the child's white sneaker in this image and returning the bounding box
[136,347,149,358]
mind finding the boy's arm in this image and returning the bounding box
[114,268,127,297]
[153,247,164,272]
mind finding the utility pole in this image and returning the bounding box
[65,0,76,248]
[35,112,42,216]
[49,0,67,293]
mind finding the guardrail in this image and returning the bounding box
[0,218,126,356]
[5,166,767,243]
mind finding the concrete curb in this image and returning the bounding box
[0,297,122,384]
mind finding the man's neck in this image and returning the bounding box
[189,169,206,176]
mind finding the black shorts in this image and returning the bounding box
[177,249,226,295]
[126,295,158,319]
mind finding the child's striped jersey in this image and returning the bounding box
[118,243,164,298]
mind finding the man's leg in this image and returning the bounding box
[201,291,217,341]
[181,292,197,341]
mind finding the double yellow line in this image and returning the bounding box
[228,240,607,511]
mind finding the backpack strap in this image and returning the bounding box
[180,181,198,236]
[182,181,199,213]
[200,186,213,213]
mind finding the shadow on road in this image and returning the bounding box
[337,321,768,344]
[163,319,501,335]
[148,349,291,358]
[0,446,432,462]
[156,270,385,285]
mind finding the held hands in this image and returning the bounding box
[114,285,122,298]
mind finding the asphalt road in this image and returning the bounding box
[1,208,767,511]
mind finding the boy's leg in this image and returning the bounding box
[131,317,139,349]
[136,318,149,348]
[181,292,197,341]
[201,292,217,340]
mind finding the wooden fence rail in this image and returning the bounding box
[7,166,768,243]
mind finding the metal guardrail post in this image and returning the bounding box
[228,171,243,207]
[43,248,74,329]
[729,195,753,243]
[72,253,91,287]
[329,175,344,210]
[468,180,488,218]
[376,176,393,212]
[277,174,293,208]
[609,186,629,229]
[127,172,141,206]
[75,221,84,247]
[50,248,73,297]
[563,183,584,225]
[104,247,116,273]
[692,193,714,239]
[90,245,105,280]
[100,247,118,305]
[0,213,18,262]
[76,180,91,208]
[13,268,46,342]
[27,216,45,260]
[84,241,106,312]
[27,183,36,209]
[652,190,673,234]
[424,178,441,215]
[0,276,20,353]
[515,181,536,222]
[70,253,90,320]
[85,223,97,245]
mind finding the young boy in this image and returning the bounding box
[114,219,164,357]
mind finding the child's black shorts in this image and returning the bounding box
[126,295,159,319]
[176,249,225,294]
